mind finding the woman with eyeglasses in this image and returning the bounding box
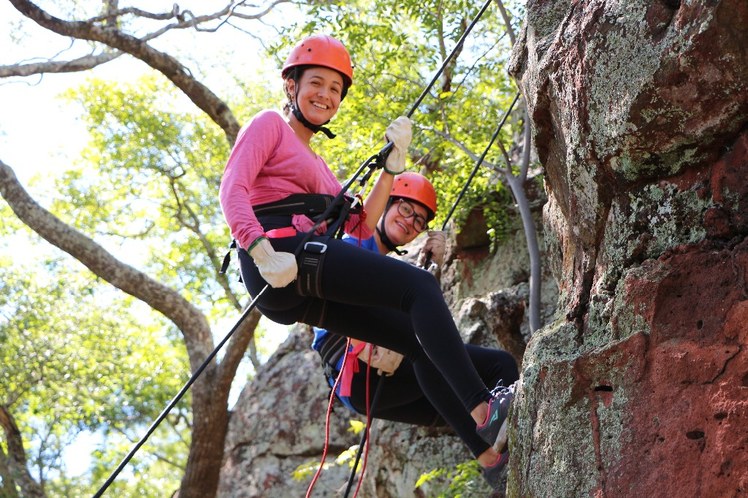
[219,35,516,489]
[311,172,519,489]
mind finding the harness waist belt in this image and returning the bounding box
[253,193,337,218]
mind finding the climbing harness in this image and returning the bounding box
[350,339,404,376]
[319,332,348,370]
[218,193,357,275]
[94,0,505,495]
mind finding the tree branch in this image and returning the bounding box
[228,0,294,22]
[110,424,185,470]
[516,113,541,332]
[0,1,285,81]
[497,110,542,332]
[0,52,122,78]
[0,158,214,374]
[168,180,243,311]
[8,0,241,144]
[218,306,262,392]
[422,124,505,173]
[165,179,260,384]
[428,98,542,333]
[495,0,517,46]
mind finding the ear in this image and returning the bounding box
[284,78,296,100]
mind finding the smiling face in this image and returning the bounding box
[383,198,430,246]
[286,66,344,125]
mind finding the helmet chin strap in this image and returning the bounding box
[291,107,336,139]
[377,208,408,256]
[291,89,336,139]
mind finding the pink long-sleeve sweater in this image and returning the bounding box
[219,110,371,250]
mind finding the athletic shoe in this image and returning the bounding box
[476,381,515,450]
[482,450,509,491]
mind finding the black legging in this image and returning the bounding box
[239,228,495,444]
[340,344,518,457]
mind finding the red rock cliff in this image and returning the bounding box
[508,1,748,496]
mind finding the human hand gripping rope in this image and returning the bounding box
[418,230,447,271]
[382,116,412,175]
[248,237,298,288]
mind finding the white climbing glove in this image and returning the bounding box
[383,116,412,175]
[249,237,298,288]
[420,230,447,267]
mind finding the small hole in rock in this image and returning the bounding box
[686,430,705,440]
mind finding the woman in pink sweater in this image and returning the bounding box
[219,34,514,488]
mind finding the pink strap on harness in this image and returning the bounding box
[265,226,297,238]
[339,341,366,397]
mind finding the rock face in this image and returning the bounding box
[217,189,556,497]
[217,327,360,498]
[508,1,748,497]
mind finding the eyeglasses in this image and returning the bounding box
[395,199,429,233]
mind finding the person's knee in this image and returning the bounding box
[402,267,442,305]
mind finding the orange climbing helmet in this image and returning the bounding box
[281,34,354,89]
[390,172,438,221]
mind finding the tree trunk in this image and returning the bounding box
[179,374,230,498]
[0,406,45,498]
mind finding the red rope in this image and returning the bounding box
[352,348,374,497]
[305,338,353,498]
[306,341,376,498]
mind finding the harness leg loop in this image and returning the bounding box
[297,239,329,298]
